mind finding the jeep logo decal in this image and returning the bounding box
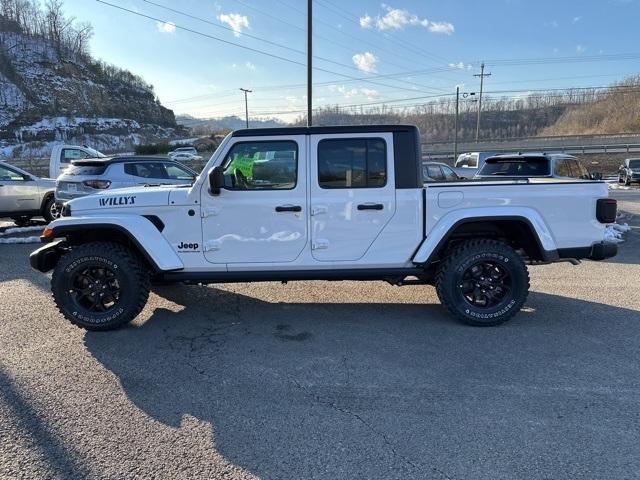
[177,242,199,251]
[99,196,136,207]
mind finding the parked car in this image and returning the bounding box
[452,151,497,178]
[48,144,106,178]
[474,153,596,180]
[171,152,203,161]
[55,156,197,204]
[168,146,198,157]
[0,162,59,225]
[32,125,617,331]
[423,162,460,182]
[618,158,640,185]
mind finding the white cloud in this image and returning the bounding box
[572,16,582,23]
[544,20,559,28]
[217,12,249,37]
[428,21,454,35]
[576,44,587,54]
[156,21,176,33]
[360,14,373,28]
[245,61,256,70]
[358,5,453,34]
[448,62,472,70]
[327,85,380,100]
[352,52,378,73]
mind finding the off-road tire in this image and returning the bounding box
[51,242,150,331]
[42,196,59,223]
[624,175,631,186]
[435,239,530,327]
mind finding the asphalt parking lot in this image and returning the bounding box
[1,192,639,480]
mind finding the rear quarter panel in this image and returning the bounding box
[417,181,609,261]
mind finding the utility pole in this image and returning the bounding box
[454,86,459,161]
[239,88,252,128]
[307,0,312,126]
[454,89,475,160]
[474,62,491,143]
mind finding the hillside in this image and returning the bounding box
[0,0,181,159]
[177,114,286,134]
[541,76,640,136]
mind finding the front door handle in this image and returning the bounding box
[357,203,384,211]
[275,205,302,212]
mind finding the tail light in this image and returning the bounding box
[596,198,617,223]
[83,180,111,189]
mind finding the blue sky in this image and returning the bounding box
[63,0,640,121]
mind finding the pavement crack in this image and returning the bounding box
[288,377,453,478]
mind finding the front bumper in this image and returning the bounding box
[30,239,66,272]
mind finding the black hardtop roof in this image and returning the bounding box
[71,155,172,166]
[231,124,419,137]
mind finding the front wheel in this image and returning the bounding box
[435,239,530,327]
[42,196,61,223]
[51,242,150,331]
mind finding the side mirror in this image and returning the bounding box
[590,172,603,181]
[208,166,224,195]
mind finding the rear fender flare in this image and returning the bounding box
[412,207,557,264]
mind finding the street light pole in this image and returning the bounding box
[307,0,312,126]
[239,88,252,128]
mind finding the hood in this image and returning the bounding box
[66,185,174,212]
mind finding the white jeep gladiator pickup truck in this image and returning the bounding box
[30,125,618,331]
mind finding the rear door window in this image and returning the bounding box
[124,162,168,179]
[317,138,386,188]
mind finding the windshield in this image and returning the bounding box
[479,158,550,176]
[629,159,640,169]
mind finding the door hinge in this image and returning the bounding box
[311,205,328,216]
[312,239,329,250]
[201,207,221,218]
[203,240,222,252]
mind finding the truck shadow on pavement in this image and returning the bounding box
[83,285,640,479]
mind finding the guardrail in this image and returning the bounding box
[425,143,640,160]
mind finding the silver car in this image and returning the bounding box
[55,156,197,203]
[0,161,58,226]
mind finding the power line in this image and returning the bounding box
[140,0,443,91]
[95,0,449,95]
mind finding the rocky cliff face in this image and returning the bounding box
[0,31,181,158]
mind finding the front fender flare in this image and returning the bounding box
[44,216,184,272]
[412,207,558,264]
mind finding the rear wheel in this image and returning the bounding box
[435,239,530,327]
[51,242,150,331]
[625,175,631,186]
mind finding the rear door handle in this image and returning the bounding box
[357,203,384,211]
[275,205,302,212]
